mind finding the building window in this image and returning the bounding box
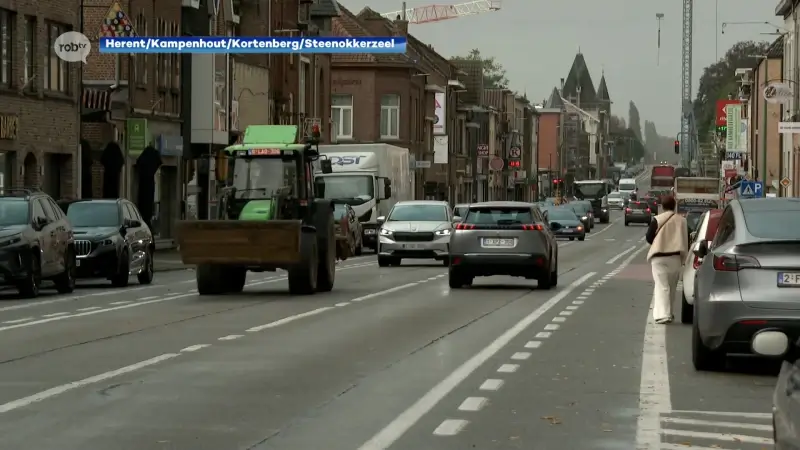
[133,13,147,84]
[0,9,14,87]
[45,22,70,93]
[331,94,353,139]
[156,18,168,89]
[24,17,36,89]
[171,23,180,90]
[298,57,308,115]
[380,94,400,139]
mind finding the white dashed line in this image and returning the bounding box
[524,341,542,349]
[2,317,33,324]
[559,311,573,316]
[566,305,579,310]
[573,300,584,305]
[217,334,244,341]
[138,296,158,301]
[109,301,132,305]
[497,364,518,373]
[511,352,531,360]
[42,312,69,317]
[576,296,588,300]
[458,397,488,411]
[535,331,551,338]
[543,324,559,331]
[552,316,566,322]
[76,306,101,311]
[433,419,468,436]
[180,344,209,352]
[335,302,350,307]
[479,379,504,391]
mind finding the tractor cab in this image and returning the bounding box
[216,124,333,221]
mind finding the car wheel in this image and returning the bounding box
[569,237,575,241]
[537,263,553,290]
[442,258,449,267]
[391,258,402,266]
[54,248,76,294]
[681,291,693,324]
[448,268,472,288]
[111,250,130,287]
[378,256,391,267]
[691,315,725,371]
[137,248,154,285]
[578,236,585,241]
[549,258,558,287]
[18,251,42,299]
[624,221,629,226]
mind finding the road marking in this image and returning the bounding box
[524,341,541,349]
[458,397,488,412]
[76,306,101,311]
[669,410,771,418]
[349,282,420,302]
[661,417,772,431]
[358,272,595,449]
[576,296,588,300]
[510,352,531,360]
[217,334,243,341]
[139,296,158,301]
[535,331,551,338]
[334,302,350,307]
[478,379,503,391]
[566,305,579,310]
[573,300,584,305]
[180,344,209,352]
[660,429,772,445]
[432,419,468,436]
[551,316,566,322]
[0,353,180,413]
[246,307,333,332]
[2,317,33,324]
[42,312,69,317]
[497,364,518,373]
[109,301,132,305]
[606,245,636,264]
[583,217,622,239]
[559,310,573,316]
[543,323,559,330]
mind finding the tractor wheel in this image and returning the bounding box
[227,267,247,293]
[316,214,336,292]
[197,264,227,295]
[288,233,318,295]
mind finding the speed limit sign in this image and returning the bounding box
[489,156,504,171]
[509,147,521,158]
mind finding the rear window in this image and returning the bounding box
[464,207,533,225]
[453,206,468,217]
[629,202,649,210]
[743,210,800,239]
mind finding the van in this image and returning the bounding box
[618,178,637,197]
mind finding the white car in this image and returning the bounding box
[680,209,723,323]
[607,192,624,209]
[377,200,456,267]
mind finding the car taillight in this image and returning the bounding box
[692,255,700,269]
[455,223,475,230]
[522,224,544,230]
[712,254,760,271]
[646,208,651,213]
[625,208,632,213]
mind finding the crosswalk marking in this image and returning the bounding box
[660,410,773,449]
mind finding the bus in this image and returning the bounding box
[673,176,720,215]
[651,164,675,188]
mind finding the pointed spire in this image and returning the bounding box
[597,74,610,102]
[545,87,564,109]
[562,52,597,104]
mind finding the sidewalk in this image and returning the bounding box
[154,249,193,273]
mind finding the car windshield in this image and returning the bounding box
[64,202,120,227]
[743,208,800,239]
[464,207,533,225]
[0,200,29,226]
[231,156,297,199]
[608,192,621,199]
[574,183,606,199]
[686,211,704,231]
[388,204,447,221]
[548,209,579,221]
[629,202,649,210]
[619,183,636,191]
[569,204,588,215]
[315,175,374,206]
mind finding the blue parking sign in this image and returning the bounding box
[739,181,763,198]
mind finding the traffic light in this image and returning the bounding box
[674,140,680,154]
[508,160,521,168]
[553,178,561,185]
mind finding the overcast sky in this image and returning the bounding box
[344,0,780,136]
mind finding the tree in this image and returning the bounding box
[609,115,626,133]
[450,49,509,89]
[628,101,642,142]
[693,40,770,141]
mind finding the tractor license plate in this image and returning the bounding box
[365,229,376,235]
[481,238,515,248]
[403,244,422,249]
[778,272,800,287]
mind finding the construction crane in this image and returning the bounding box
[380,0,501,24]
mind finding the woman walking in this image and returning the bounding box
[645,195,688,324]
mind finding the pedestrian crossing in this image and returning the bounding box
[659,410,773,449]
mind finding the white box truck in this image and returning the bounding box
[315,144,413,251]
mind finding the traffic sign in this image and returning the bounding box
[477,144,489,157]
[509,147,521,158]
[781,177,791,188]
[739,180,763,198]
[489,156,504,171]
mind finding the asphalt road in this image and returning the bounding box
[0,193,778,449]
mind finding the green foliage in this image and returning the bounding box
[628,101,643,142]
[609,115,627,133]
[693,40,770,141]
[450,49,509,89]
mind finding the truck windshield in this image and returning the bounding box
[314,175,374,205]
[232,157,297,199]
[574,183,606,199]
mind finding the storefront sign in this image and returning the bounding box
[126,118,148,158]
[764,81,793,105]
[433,92,446,135]
[0,114,18,140]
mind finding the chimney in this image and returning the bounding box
[394,1,408,36]
[559,78,565,95]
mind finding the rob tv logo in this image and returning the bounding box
[54,32,91,63]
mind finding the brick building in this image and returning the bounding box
[0,0,81,197]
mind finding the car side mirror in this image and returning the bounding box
[320,159,333,174]
[383,185,392,200]
[694,240,708,258]
[376,216,385,225]
[127,219,142,228]
[452,216,462,224]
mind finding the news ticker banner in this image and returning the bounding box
[99,36,407,54]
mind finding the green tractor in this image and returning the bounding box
[176,124,347,295]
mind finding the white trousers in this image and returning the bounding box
[651,255,682,320]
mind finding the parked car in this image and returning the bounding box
[333,203,363,255]
[759,336,800,447]
[680,209,722,323]
[607,191,624,209]
[377,200,454,267]
[546,207,586,241]
[0,189,76,298]
[568,201,594,231]
[449,201,558,289]
[59,199,154,287]
[692,198,800,371]
[624,200,653,226]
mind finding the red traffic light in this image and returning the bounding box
[553,178,561,184]
[508,160,521,168]
[674,140,680,154]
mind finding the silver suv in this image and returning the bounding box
[376,200,457,267]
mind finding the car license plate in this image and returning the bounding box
[777,272,800,287]
[481,238,515,248]
[364,229,376,235]
[403,244,422,249]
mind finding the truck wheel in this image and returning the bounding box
[288,234,318,295]
[317,217,336,292]
[197,264,226,295]
[227,267,247,293]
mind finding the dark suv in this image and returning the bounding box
[624,200,653,226]
[58,199,155,287]
[0,189,76,297]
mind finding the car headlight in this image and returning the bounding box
[379,228,392,236]
[581,216,588,220]
[95,236,116,246]
[0,234,22,248]
[434,229,451,236]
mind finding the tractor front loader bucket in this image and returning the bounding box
[176,220,303,266]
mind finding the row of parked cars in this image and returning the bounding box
[0,189,155,298]
[677,197,800,446]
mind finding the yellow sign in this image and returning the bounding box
[98,1,136,38]
[781,177,791,188]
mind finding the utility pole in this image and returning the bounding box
[680,0,693,166]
